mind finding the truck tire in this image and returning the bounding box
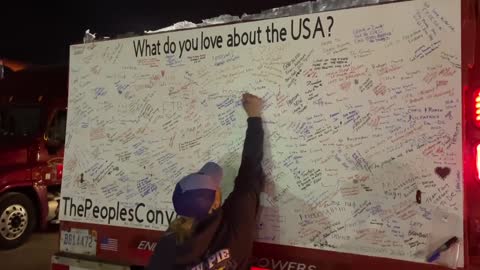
[0,192,36,249]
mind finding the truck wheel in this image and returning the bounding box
[0,192,36,249]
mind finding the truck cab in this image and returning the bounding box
[0,65,67,248]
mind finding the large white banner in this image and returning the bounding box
[62,0,462,263]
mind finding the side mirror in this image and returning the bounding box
[44,110,67,155]
[45,137,61,155]
[45,140,60,155]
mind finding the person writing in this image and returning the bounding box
[148,93,265,270]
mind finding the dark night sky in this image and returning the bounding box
[1,0,306,65]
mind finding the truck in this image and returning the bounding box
[52,0,480,269]
[0,65,67,249]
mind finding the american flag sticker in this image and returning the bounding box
[100,237,118,251]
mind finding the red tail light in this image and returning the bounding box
[477,144,480,180]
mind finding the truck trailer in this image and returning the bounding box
[52,0,480,269]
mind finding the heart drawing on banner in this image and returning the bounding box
[435,167,451,179]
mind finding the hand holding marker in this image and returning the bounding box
[426,236,459,263]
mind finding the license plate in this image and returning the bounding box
[60,229,97,256]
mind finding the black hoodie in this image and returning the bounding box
[148,117,265,270]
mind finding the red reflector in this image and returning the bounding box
[51,263,69,270]
[57,164,63,179]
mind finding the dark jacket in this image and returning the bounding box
[148,117,265,270]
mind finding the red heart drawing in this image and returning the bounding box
[435,167,451,179]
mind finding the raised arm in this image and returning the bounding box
[222,94,265,225]
[234,93,265,194]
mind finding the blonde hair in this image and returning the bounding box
[168,216,195,244]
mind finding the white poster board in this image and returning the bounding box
[61,0,462,264]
